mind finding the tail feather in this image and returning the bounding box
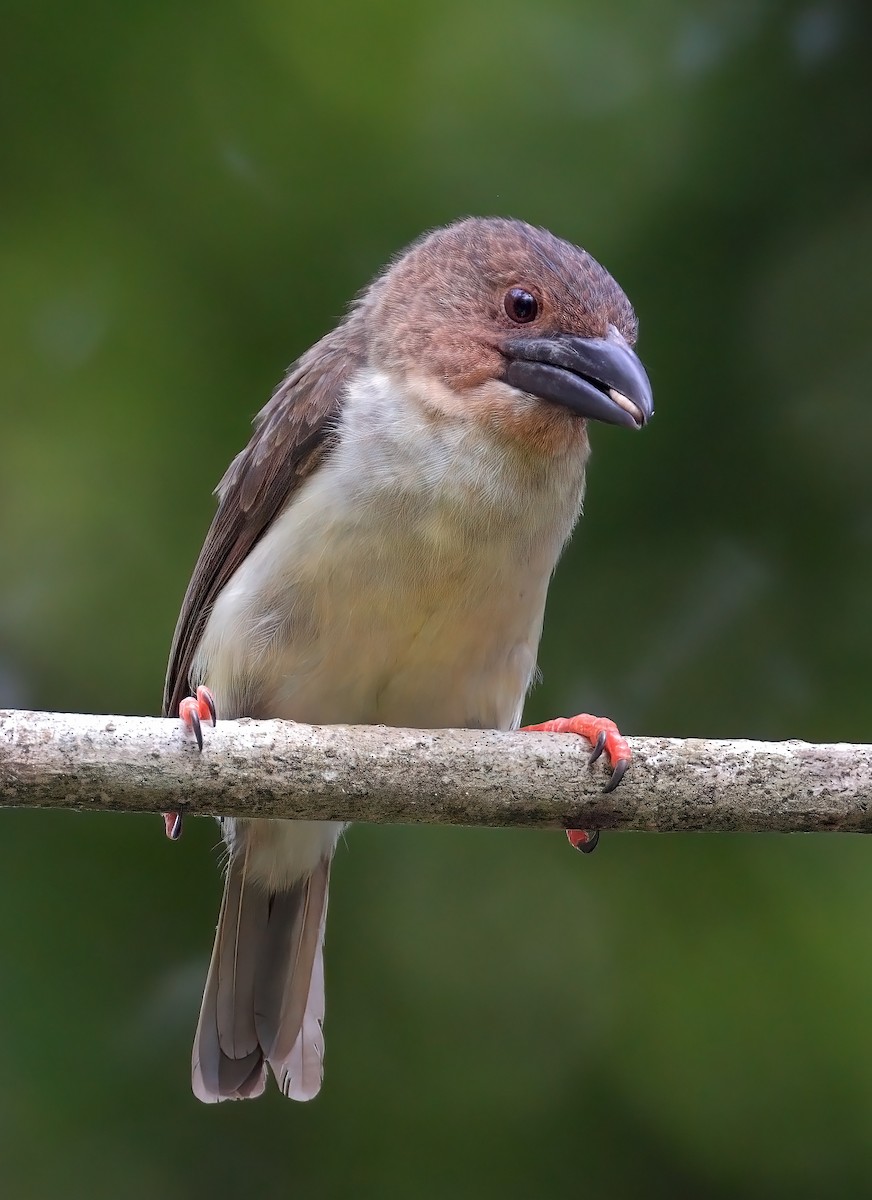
[192,953,268,1102]
[255,858,330,1063]
[216,842,268,1060]
[272,884,328,1101]
[191,848,331,1103]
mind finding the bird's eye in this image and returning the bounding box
[504,287,539,324]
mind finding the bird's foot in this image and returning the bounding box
[179,685,217,751]
[162,685,216,841]
[521,713,631,853]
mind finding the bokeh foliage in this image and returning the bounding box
[2,1,872,1196]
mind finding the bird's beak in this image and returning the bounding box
[503,326,654,430]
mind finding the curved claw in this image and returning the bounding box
[190,707,203,750]
[179,696,204,750]
[163,811,183,840]
[587,729,607,765]
[197,685,217,726]
[566,828,600,853]
[603,757,629,794]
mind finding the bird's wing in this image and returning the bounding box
[163,317,366,717]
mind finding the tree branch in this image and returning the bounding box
[1,708,870,833]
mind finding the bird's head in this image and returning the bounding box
[363,217,653,454]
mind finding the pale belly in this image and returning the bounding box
[190,371,587,885]
[194,500,555,886]
[195,453,562,735]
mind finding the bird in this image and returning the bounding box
[161,216,653,1103]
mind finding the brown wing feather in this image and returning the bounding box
[163,315,366,717]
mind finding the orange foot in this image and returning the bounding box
[520,714,631,854]
[162,685,216,841]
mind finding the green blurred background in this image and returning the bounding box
[2,1,872,1196]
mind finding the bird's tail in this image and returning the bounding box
[191,844,330,1102]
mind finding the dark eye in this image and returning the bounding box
[504,287,538,324]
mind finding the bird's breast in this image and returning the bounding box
[194,368,588,733]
